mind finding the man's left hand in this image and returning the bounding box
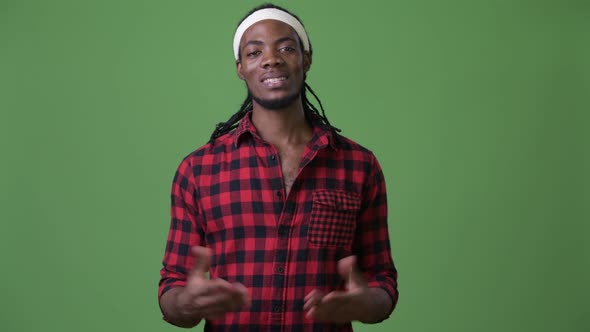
[303,255,371,323]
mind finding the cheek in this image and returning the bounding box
[243,79,258,94]
[242,64,259,80]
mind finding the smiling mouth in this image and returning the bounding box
[262,76,288,88]
[263,77,287,84]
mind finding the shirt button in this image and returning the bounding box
[270,155,276,160]
[275,266,285,273]
[272,305,282,313]
[277,191,282,197]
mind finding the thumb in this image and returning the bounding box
[337,255,364,290]
[189,246,211,277]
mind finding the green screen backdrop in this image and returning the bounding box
[1,0,588,331]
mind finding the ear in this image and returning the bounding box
[303,51,312,73]
[236,59,245,80]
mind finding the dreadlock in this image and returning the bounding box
[208,3,341,144]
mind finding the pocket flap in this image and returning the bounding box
[312,190,361,211]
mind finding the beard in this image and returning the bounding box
[248,85,302,111]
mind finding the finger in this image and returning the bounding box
[196,289,240,312]
[304,289,323,303]
[202,308,227,320]
[198,296,246,319]
[320,290,346,303]
[197,281,249,311]
[304,289,317,303]
[303,289,325,311]
[337,255,365,289]
[232,282,251,308]
[307,300,338,322]
[189,246,211,277]
[307,293,352,323]
[305,305,316,319]
[337,255,356,281]
[222,284,249,311]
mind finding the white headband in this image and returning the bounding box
[233,8,310,60]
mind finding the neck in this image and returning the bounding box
[251,98,313,147]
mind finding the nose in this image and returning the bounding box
[261,50,283,68]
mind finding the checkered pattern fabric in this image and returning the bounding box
[159,112,398,331]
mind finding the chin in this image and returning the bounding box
[251,91,300,110]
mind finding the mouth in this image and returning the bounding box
[261,75,288,89]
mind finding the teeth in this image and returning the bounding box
[264,77,286,83]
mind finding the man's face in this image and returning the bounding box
[237,19,311,110]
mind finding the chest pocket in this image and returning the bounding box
[308,190,361,248]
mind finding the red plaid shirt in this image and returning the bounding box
[159,112,398,331]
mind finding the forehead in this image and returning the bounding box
[239,19,301,46]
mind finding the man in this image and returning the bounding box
[158,3,398,331]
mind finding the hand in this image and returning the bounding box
[176,246,251,320]
[303,256,371,323]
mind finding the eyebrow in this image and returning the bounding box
[243,36,297,48]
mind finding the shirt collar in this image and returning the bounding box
[232,111,338,150]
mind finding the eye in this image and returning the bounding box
[279,46,296,53]
[246,50,261,58]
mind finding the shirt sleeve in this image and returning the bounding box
[354,152,399,319]
[158,156,205,299]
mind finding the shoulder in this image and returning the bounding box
[333,134,379,162]
[329,134,387,184]
[176,131,236,174]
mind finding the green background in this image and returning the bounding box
[1,0,588,331]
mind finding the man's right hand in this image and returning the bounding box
[177,246,251,320]
[160,246,250,327]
